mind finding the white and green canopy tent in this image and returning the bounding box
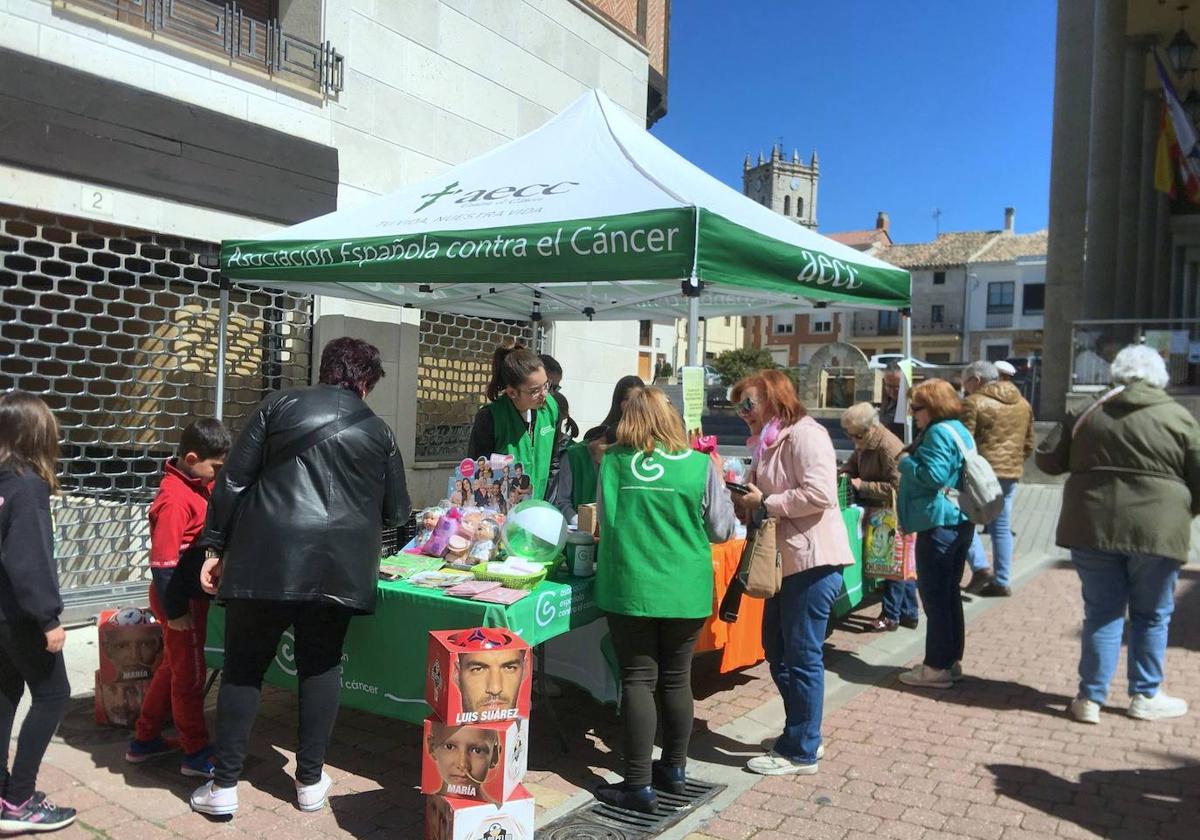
[216,89,911,403]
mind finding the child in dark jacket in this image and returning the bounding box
[126,419,230,778]
[0,392,76,833]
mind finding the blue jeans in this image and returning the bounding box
[1071,549,1180,703]
[762,565,843,764]
[915,523,974,670]
[968,479,1018,586]
[881,580,919,623]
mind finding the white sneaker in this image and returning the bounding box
[1068,697,1101,724]
[296,771,333,812]
[746,751,818,776]
[1128,692,1188,721]
[898,664,953,689]
[190,781,238,816]
[951,662,964,682]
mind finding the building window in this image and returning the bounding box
[985,344,1011,362]
[987,281,1014,314]
[878,311,900,332]
[933,271,946,285]
[812,316,832,334]
[797,197,804,217]
[783,195,791,216]
[724,316,731,326]
[773,319,795,335]
[1022,283,1045,315]
[931,304,944,323]
[639,320,651,345]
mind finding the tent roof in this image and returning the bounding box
[221,90,910,320]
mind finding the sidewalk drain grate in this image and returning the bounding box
[541,779,726,839]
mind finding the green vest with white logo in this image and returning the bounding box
[596,445,712,618]
[565,441,597,507]
[486,394,559,502]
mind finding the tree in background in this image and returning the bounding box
[711,347,777,386]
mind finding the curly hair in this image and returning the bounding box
[318,337,385,395]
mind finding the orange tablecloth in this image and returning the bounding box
[697,539,766,673]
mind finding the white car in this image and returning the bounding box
[867,354,936,370]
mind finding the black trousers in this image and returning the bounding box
[213,600,353,788]
[606,614,705,787]
[0,621,70,805]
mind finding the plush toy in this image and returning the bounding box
[468,518,499,564]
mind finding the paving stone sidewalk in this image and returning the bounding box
[20,484,1199,839]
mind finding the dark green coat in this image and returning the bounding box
[1035,381,1200,564]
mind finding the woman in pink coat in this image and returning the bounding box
[732,370,854,776]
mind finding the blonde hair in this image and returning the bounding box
[615,387,689,455]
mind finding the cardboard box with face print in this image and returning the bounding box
[93,671,150,727]
[426,628,531,725]
[421,717,528,804]
[424,785,534,840]
[97,607,163,683]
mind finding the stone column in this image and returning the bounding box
[1082,0,1128,318]
[1114,41,1147,319]
[1042,0,1096,420]
[1136,92,1160,319]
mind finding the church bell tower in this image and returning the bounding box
[742,144,819,229]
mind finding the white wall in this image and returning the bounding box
[0,0,649,234]
[545,320,642,434]
[967,259,1046,333]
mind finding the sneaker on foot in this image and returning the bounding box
[595,782,658,813]
[746,751,818,776]
[125,736,180,764]
[0,793,76,833]
[951,662,964,682]
[963,569,993,594]
[190,781,238,816]
[1068,697,1101,724]
[1128,691,1188,721]
[180,746,215,779]
[759,739,824,760]
[867,616,898,632]
[898,664,954,689]
[295,771,332,812]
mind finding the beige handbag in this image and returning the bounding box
[737,514,782,599]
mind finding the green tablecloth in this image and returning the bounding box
[204,573,601,724]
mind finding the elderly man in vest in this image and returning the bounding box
[960,360,1035,596]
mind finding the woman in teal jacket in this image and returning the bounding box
[896,378,974,690]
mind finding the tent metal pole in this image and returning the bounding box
[686,294,699,366]
[215,275,230,422]
[902,307,913,444]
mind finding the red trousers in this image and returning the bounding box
[134,583,210,754]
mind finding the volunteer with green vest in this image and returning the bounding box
[467,345,565,507]
[593,387,736,814]
[566,375,645,508]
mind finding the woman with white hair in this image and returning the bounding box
[839,402,915,631]
[1037,344,1200,724]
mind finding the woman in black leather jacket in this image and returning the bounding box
[190,337,410,819]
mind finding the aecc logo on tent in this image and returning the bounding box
[415,180,580,213]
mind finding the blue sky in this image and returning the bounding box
[650,2,1056,245]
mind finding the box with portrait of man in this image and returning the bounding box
[420,717,528,804]
[424,784,534,840]
[426,628,531,725]
[97,606,164,683]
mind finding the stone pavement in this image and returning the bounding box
[16,484,1200,839]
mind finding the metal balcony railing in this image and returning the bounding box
[58,0,345,97]
[986,311,1014,329]
[911,319,961,334]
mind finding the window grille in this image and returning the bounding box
[0,204,312,613]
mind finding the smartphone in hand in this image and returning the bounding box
[725,481,751,495]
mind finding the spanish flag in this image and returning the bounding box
[1154,51,1200,203]
[1155,102,1178,196]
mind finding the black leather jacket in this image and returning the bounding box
[202,385,410,614]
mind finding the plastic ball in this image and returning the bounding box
[500,500,567,565]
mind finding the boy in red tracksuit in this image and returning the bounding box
[126,419,230,778]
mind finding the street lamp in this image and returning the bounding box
[1168,5,1197,76]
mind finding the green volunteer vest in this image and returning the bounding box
[596,445,713,618]
[565,441,597,508]
[486,394,559,502]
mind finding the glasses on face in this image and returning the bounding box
[517,382,550,398]
[736,398,760,415]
